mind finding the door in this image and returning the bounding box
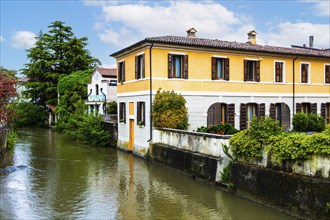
[128,119,134,151]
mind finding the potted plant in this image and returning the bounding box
[138,121,144,127]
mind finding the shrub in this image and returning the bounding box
[56,100,114,147]
[196,123,239,135]
[106,101,117,114]
[230,129,263,161]
[293,112,325,132]
[230,117,282,161]
[10,101,48,127]
[267,130,330,164]
[152,89,189,130]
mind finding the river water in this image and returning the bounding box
[0,128,293,219]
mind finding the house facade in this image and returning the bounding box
[111,29,330,154]
[86,68,117,115]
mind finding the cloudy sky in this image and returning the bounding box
[1,0,329,72]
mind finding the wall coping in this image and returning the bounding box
[155,127,232,140]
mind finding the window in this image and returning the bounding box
[168,54,188,79]
[137,102,145,126]
[109,80,117,86]
[212,57,229,80]
[240,103,265,130]
[119,102,126,123]
[270,103,291,131]
[135,54,145,79]
[207,103,235,127]
[301,63,309,83]
[321,103,330,125]
[95,84,99,95]
[296,102,317,114]
[325,65,330,84]
[275,61,284,83]
[244,60,260,82]
[118,61,125,83]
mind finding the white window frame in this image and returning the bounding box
[300,62,311,84]
[274,60,286,83]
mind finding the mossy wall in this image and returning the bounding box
[231,162,330,219]
[150,143,218,183]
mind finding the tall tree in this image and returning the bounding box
[22,21,100,106]
[0,67,17,124]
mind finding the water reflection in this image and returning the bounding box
[0,128,293,219]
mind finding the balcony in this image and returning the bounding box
[88,95,106,102]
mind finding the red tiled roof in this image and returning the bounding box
[111,36,330,58]
[97,68,117,77]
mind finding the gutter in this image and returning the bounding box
[147,43,154,142]
[293,56,298,114]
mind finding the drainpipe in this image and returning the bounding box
[147,43,154,142]
[293,56,298,115]
[100,88,107,114]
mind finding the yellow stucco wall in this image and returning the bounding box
[116,46,329,94]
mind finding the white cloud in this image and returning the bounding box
[11,31,36,49]
[90,1,329,50]
[303,0,330,16]
[95,1,253,47]
[261,22,330,49]
[0,35,4,42]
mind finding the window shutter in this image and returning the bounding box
[142,102,145,125]
[240,104,247,130]
[326,65,330,83]
[135,56,138,79]
[244,60,248,81]
[312,103,317,113]
[256,61,260,82]
[122,61,125,82]
[142,54,145,78]
[258,103,265,117]
[296,103,302,113]
[137,102,141,123]
[228,104,235,126]
[124,103,126,123]
[269,103,276,120]
[183,55,188,79]
[168,54,173,78]
[275,62,280,82]
[321,103,326,118]
[224,58,230,81]
[118,63,121,82]
[211,57,216,80]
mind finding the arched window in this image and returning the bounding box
[270,103,290,131]
[207,103,235,127]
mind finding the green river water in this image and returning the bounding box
[0,128,294,219]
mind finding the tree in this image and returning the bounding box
[56,69,92,128]
[22,21,100,106]
[0,67,17,124]
[152,89,189,130]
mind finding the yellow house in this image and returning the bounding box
[111,29,330,154]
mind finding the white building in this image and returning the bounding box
[86,68,117,115]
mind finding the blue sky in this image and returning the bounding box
[1,0,329,72]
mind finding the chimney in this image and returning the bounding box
[309,36,314,48]
[247,30,257,44]
[186,28,197,38]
